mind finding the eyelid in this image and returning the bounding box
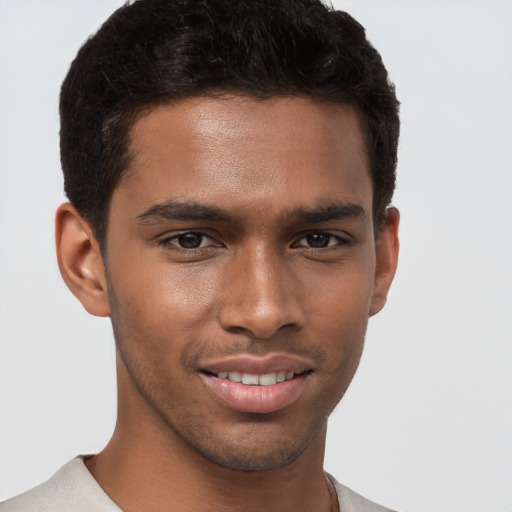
[160,230,221,249]
[292,230,353,248]
[157,229,353,250]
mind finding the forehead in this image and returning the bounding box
[116,95,372,222]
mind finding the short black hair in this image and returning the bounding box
[60,0,399,249]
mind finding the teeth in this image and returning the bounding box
[227,371,242,382]
[241,373,259,385]
[259,373,277,385]
[216,371,296,385]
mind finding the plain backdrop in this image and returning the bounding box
[0,1,511,511]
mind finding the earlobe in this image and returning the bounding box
[55,202,111,317]
[370,207,400,317]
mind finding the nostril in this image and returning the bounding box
[217,261,305,338]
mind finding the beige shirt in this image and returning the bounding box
[0,457,396,512]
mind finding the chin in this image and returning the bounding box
[176,414,325,473]
[192,438,309,472]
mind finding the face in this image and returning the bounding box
[103,96,394,471]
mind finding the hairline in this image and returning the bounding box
[97,91,384,258]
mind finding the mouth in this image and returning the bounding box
[199,355,313,414]
[204,370,298,386]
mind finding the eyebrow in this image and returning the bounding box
[136,200,231,225]
[136,200,366,226]
[291,203,366,224]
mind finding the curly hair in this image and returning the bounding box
[60,0,399,248]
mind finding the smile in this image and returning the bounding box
[199,354,313,414]
[214,371,296,386]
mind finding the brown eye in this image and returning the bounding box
[175,232,204,248]
[163,231,216,249]
[305,233,331,248]
[295,232,347,249]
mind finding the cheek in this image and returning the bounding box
[108,257,224,354]
[108,261,226,422]
[302,258,375,365]
[304,256,375,322]
[109,242,375,359]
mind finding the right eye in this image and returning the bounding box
[161,231,217,250]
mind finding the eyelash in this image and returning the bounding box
[159,231,351,251]
[292,232,351,249]
[160,231,218,250]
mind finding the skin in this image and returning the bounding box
[56,96,399,512]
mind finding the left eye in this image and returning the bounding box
[295,233,344,248]
[165,232,214,249]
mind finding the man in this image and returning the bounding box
[1,0,400,510]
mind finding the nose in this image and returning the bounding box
[218,243,305,339]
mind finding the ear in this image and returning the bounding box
[55,202,111,317]
[370,207,400,317]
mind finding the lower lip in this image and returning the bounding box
[200,373,309,414]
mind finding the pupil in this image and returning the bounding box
[178,233,202,248]
[307,233,329,248]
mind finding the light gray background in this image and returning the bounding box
[1,1,511,511]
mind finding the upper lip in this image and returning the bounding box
[200,353,314,375]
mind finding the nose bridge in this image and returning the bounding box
[218,240,303,338]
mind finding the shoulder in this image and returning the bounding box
[327,474,397,512]
[0,457,121,512]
